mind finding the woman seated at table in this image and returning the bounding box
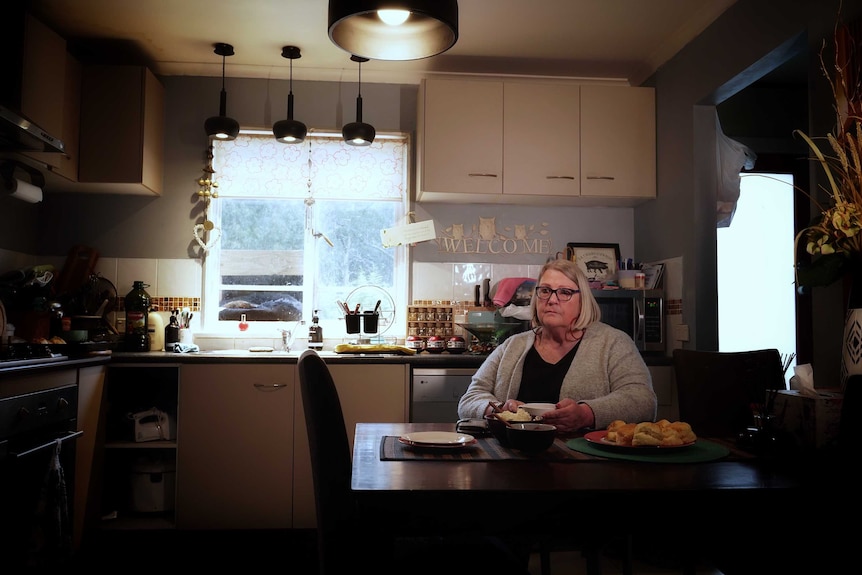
[458,258,657,433]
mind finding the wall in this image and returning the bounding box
[636,0,862,388]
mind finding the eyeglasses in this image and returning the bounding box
[535,286,580,301]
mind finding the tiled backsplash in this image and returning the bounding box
[1,248,684,355]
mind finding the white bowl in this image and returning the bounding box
[520,403,557,417]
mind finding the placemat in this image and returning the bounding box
[380,436,586,462]
[565,437,730,463]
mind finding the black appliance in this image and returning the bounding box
[0,379,81,570]
[593,288,665,353]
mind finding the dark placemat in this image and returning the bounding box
[565,437,730,463]
[380,436,586,461]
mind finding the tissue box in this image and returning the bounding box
[772,389,843,450]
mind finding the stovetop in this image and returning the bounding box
[0,344,69,368]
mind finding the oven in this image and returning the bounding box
[1,375,81,571]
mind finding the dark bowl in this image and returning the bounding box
[505,422,557,452]
[484,414,511,447]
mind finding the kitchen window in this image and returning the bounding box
[202,130,410,338]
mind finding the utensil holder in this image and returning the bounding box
[362,311,379,334]
[345,314,361,334]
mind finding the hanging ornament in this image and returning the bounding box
[193,145,222,251]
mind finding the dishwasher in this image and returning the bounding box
[411,368,476,423]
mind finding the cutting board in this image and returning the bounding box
[55,245,99,297]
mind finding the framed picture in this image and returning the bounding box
[566,242,621,282]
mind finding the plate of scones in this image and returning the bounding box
[585,419,697,451]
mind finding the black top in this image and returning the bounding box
[517,340,580,403]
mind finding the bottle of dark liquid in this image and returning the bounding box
[164,314,180,351]
[125,280,151,351]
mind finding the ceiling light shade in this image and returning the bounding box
[204,42,240,141]
[273,46,308,144]
[328,0,458,61]
[342,55,375,147]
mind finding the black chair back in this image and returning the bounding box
[672,348,785,437]
[297,349,355,575]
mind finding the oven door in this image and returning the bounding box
[0,420,81,570]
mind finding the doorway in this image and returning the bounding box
[717,171,796,385]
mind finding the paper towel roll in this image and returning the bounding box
[4,177,43,203]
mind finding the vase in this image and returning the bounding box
[842,268,862,389]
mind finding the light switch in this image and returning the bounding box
[674,324,690,342]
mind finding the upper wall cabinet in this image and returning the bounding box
[78,65,165,195]
[580,85,656,201]
[416,77,655,206]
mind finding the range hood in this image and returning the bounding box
[0,104,65,154]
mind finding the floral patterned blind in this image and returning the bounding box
[212,131,408,200]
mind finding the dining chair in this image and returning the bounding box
[297,349,530,575]
[672,348,785,439]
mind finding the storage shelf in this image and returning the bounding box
[105,440,177,449]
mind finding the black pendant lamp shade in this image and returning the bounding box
[204,42,240,141]
[273,46,308,144]
[328,0,458,61]
[342,55,375,147]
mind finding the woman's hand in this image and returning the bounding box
[540,398,595,433]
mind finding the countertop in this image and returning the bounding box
[0,348,672,375]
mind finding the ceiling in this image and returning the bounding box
[29,0,739,86]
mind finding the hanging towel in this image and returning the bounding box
[28,439,72,568]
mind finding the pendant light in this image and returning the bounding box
[342,55,375,147]
[273,46,307,144]
[328,1,458,61]
[204,42,240,141]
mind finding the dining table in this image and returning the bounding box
[351,422,851,573]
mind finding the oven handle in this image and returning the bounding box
[11,430,83,459]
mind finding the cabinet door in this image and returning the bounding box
[580,85,656,199]
[293,363,409,528]
[504,82,580,197]
[78,65,165,195]
[176,364,294,529]
[419,78,503,197]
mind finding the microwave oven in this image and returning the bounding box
[592,289,664,353]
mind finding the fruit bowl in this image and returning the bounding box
[456,322,525,354]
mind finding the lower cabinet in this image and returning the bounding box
[292,363,410,528]
[175,364,294,529]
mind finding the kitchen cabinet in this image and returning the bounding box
[418,78,503,197]
[78,65,165,195]
[417,77,655,206]
[17,13,67,141]
[97,364,179,530]
[22,51,82,180]
[580,85,656,201]
[175,364,294,529]
[503,81,580,198]
[292,363,409,528]
[75,364,105,551]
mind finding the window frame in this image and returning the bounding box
[200,129,410,341]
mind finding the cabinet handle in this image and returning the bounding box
[254,383,288,392]
[546,176,575,180]
[12,430,83,458]
[586,176,615,180]
[467,173,499,178]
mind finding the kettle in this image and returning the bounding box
[130,408,174,442]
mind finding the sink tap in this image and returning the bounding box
[278,320,305,352]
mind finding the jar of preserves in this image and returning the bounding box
[425,335,446,353]
[405,335,425,351]
[446,335,467,354]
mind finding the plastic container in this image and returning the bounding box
[148,307,164,351]
[129,456,176,512]
[124,281,151,351]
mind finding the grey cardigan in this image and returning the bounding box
[457,322,657,429]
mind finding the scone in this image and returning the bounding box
[632,422,663,446]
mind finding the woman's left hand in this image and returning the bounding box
[540,398,594,433]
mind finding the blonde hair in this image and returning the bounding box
[531,259,601,332]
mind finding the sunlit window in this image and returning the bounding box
[202,130,409,339]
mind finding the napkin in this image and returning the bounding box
[789,363,817,397]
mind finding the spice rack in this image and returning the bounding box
[406,301,491,341]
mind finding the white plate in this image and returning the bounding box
[399,431,475,446]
